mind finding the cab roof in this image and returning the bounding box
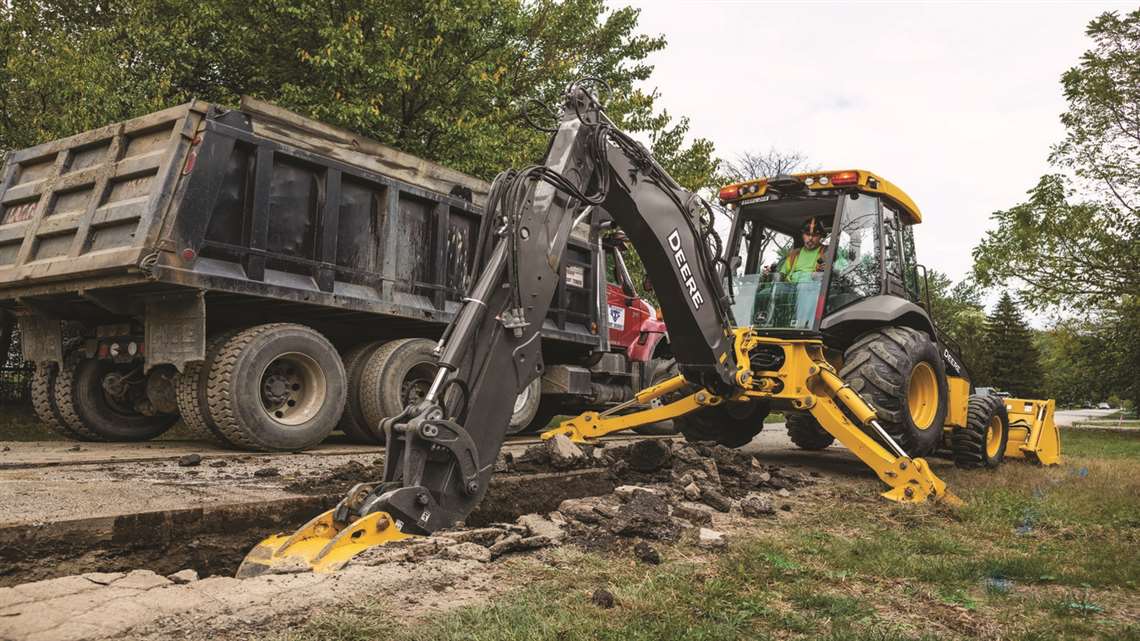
[718,169,923,224]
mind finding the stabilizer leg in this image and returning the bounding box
[809,368,959,505]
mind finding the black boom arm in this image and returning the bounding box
[355,86,739,535]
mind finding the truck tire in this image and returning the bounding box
[526,397,562,433]
[359,338,439,437]
[31,363,89,440]
[786,412,835,450]
[839,326,947,456]
[206,323,346,451]
[176,331,241,446]
[54,358,179,441]
[338,341,387,444]
[952,394,1009,469]
[650,360,768,448]
[506,377,542,435]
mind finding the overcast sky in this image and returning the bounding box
[623,0,1130,285]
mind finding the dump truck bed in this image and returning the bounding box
[0,99,600,348]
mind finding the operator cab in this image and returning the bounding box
[721,170,924,340]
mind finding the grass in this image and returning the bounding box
[272,429,1140,641]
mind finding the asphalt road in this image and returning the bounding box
[1053,408,1118,426]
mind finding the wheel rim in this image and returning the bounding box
[985,414,1003,458]
[99,364,143,416]
[401,362,437,407]
[906,362,939,430]
[260,352,327,426]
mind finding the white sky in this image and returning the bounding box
[622,0,1130,284]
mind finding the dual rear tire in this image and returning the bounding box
[50,359,179,442]
[201,324,347,451]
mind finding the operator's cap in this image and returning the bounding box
[801,217,827,235]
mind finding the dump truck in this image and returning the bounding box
[0,98,669,450]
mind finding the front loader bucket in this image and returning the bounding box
[1003,398,1061,466]
[236,509,412,578]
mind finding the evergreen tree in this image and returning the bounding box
[982,292,1045,397]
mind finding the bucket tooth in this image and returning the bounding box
[236,510,413,578]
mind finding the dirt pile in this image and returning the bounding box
[339,436,812,569]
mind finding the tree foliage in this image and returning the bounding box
[972,10,1139,408]
[973,10,1140,309]
[922,270,988,382]
[0,0,718,189]
[981,292,1045,398]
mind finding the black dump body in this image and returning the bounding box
[0,99,603,364]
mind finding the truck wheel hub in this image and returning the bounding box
[259,353,327,426]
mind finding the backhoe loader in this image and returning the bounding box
[237,82,1059,577]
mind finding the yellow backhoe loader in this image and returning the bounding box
[237,82,1060,577]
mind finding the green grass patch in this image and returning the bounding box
[1062,429,1140,458]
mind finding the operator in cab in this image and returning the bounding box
[764,217,837,282]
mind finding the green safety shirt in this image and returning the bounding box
[779,245,826,283]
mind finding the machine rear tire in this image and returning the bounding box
[786,412,835,450]
[359,338,439,437]
[952,394,1009,469]
[205,323,346,451]
[677,401,768,448]
[839,326,947,456]
[32,363,89,440]
[653,361,768,448]
[55,358,179,441]
[338,341,388,444]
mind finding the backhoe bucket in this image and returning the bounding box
[1003,398,1061,466]
[236,509,412,578]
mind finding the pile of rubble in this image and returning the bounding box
[349,436,812,570]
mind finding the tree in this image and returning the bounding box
[973,10,1139,310]
[972,9,1140,409]
[0,0,719,189]
[982,293,1045,397]
[719,147,813,184]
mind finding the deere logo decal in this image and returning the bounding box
[667,229,705,310]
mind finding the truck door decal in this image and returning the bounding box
[608,304,625,330]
